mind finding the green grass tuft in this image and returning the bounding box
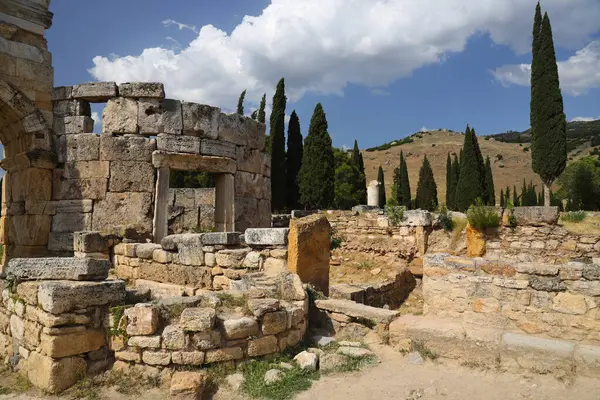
[561,211,586,223]
[241,358,319,400]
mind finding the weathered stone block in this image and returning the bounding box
[48,232,74,252]
[223,316,258,340]
[218,113,265,150]
[72,82,117,102]
[245,228,289,246]
[100,135,155,161]
[400,210,432,227]
[152,151,236,173]
[53,99,91,117]
[215,248,250,268]
[247,299,280,318]
[92,192,153,234]
[200,139,236,158]
[5,257,110,281]
[162,325,186,349]
[288,214,331,295]
[52,86,72,101]
[235,171,267,199]
[262,311,287,335]
[63,161,110,179]
[103,97,138,133]
[66,133,100,161]
[157,134,200,153]
[182,102,220,138]
[205,347,243,363]
[170,371,207,399]
[40,329,105,358]
[53,116,94,135]
[142,350,171,365]
[236,146,263,174]
[27,352,86,394]
[73,231,109,253]
[52,174,107,201]
[512,207,559,226]
[37,280,126,314]
[172,351,205,365]
[180,308,216,332]
[136,243,162,259]
[248,335,278,357]
[552,293,588,315]
[109,161,155,192]
[201,232,241,245]
[138,98,182,134]
[330,284,365,303]
[128,335,161,349]
[51,212,92,232]
[119,82,165,98]
[501,332,574,374]
[315,299,399,324]
[125,305,159,336]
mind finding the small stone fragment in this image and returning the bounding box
[294,351,318,371]
[408,351,425,365]
[264,369,283,385]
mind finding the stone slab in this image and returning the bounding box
[152,151,236,174]
[119,82,165,98]
[244,228,289,246]
[157,134,200,154]
[315,299,399,324]
[182,102,220,138]
[5,258,110,281]
[72,82,118,102]
[201,232,241,245]
[512,207,559,226]
[37,280,126,314]
[200,139,236,159]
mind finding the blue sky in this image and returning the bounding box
[45,0,600,149]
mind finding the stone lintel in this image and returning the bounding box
[244,228,289,246]
[5,257,110,281]
[152,151,236,174]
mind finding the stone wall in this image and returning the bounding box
[168,188,215,234]
[423,253,600,344]
[49,82,271,253]
[113,229,291,296]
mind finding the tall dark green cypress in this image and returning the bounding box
[298,103,335,209]
[513,185,519,206]
[455,126,485,212]
[251,110,258,120]
[358,153,367,204]
[445,153,453,208]
[415,155,438,211]
[351,140,361,166]
[286,111,303,209]
[500,189,505,208]
[351,140,367,203]
[270,79,287,212]
[505,186,511,206]
[399,151,411,209]
[449,154,460,210]
[377,166,386,207]
[258,94,266,123]
[484,156,495,205]
[530,6,567,206]
[237,90,246,115]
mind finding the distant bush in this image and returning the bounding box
[431,144,436,147]
[467,199,500,230]
[438,204,453,231]
[561,211,586,223]
[331,235,343,250]
[496,154,503,161]
[365,137,414,152]
[523,147,530,152]
[484,136,490,141]
[591,136,600,147]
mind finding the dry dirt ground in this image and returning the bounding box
[2,344,599,400]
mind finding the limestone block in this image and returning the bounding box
[258,199,271,227]
[27,352,86,394]
[53,116,94,135]
[501,332,575,374]
[63,161,110,179]
[157,134,200,153]
[201,232,240,245]
[235,171,266,199]
[574,344,600,378]
[109,161,155,192]
[180,308,216,332]
[162,325,186,349]
[234,197,259,232]
[48,232,74,252]
[52,174,107,200]
[247,299,280,318]
[215,248,250,268]
[315,299,400,324]
[92,192,153,233]
[212,275,230,290]
[191,330,221,350]
[182,102,220,138]
[262,311,287,335]
[288,214,331,295]
[512,207,559,226]
[125,305,159,335]
[52,86,72,101]
[142,350,171,366]
[218,113,265,150]
[73,231,109,253]
[128,335,161,349]
[264,258,287,275]
[205,347,243,363]
[401,210,432,227]
[170,371,208,399]
[136,243,162,259]
[10,314,24,340]
[9,215,52,246]
[279,274,307,301]
[66,133,100,161]
[466,224,486,258]
[53,99,91,117]
[138,98,183,134]
[236,146,263,174]
[200,139,236,159]
[330,284,366,303]
[223,316,259,340]
[100,135,155,161]
[40,329,105,358]
[115,350,141,362]
[172,351,205,365]
[248,335,278,357]
[5,257,109,281]
[72,82,118,102]
[37,280,126,314]
[102,97,138,134]
[294,351,318,371]
[119,82,165,98]
[551,293,588,315]
[245,228,289,246]
[152,151,236,173]
[51,212,92,232]
[243,252,263,269]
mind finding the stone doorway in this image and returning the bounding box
[152,151,235,243]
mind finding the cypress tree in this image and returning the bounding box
[449,154,460,210]
[399,151,411,209]
[484,156,495,205]
[286,111,303,209]
[298,103,335,209]
[377,166,386,207]
[455,125,485,212]
[445,153,453,208]
[270,79,287,212]
[415,155,438,211]
[258,94,266,123]
[351,140,361,166]
[538,189,543,206]
[513,185,519,207]
[500,189,505,208]
[358,153,367,204]
[237,90,246,115]
[350,140,368,204]
[530,7,567,206]
[251,110,258,120]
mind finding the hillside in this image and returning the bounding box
[362,125,600,205]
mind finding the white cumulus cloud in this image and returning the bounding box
[90,0,600,110]
[492,40,600,96]
[162,19,198,33]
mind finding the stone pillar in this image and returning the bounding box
[215,173,235,232]
[287,214,331,296]
[153,166,170,243]
[367,180,380,207]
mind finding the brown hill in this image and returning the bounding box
[361,130,590,205]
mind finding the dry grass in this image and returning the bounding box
[449,218,468,252]
[559,215,600,235]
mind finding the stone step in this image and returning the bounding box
[38,280,126,314]
[389,315,600,378]
[314,299,400,324]
[5,258,110,281]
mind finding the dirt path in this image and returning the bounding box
[296,345,600,400]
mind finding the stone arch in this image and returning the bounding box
[0,79,56,264]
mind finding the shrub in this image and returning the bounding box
[384,205,405,226]
[331,235,343,250]
[523,147,530,152]
[561,211,586,223]
[496,154,503,161]
[467,199,500,230]
[438,204,453,231]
